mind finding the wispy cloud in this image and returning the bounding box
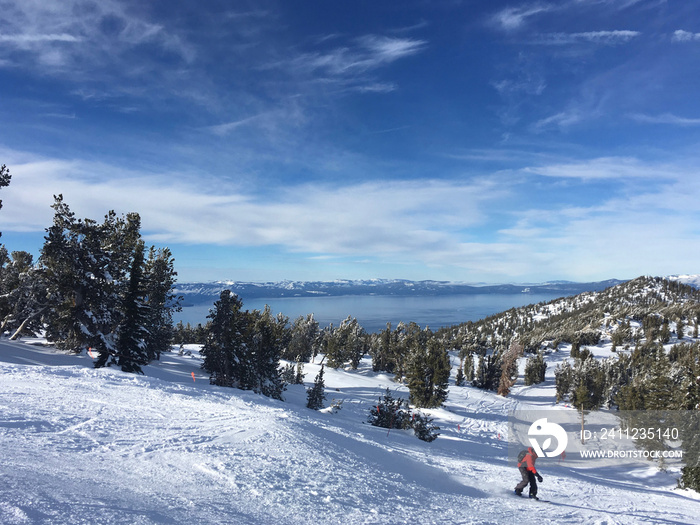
[287,35,426,76]
[500,170,700,279]
[0,33,82,44]
[533,30,641,45]
[491,4,553,31]
[0,1,196,76]
[629,112,700,125]
[205,114,271,136]
[531,109,585,131]
[520,156,679,180]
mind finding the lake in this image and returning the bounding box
[173,292,564,333]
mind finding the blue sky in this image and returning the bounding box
[1,0,700,283]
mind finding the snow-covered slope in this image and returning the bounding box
[1,339,698,524]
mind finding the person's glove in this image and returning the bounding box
[536,474,543,482]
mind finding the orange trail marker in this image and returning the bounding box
[87,348,95,359]
[191,372,196,382]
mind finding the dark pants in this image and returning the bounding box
[515,467,537,496]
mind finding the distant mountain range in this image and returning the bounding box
[174,278,628,306]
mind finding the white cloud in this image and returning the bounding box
[288,35,426,77]
[0,33,81,43]
[492,4,553,31]
[3,151,700,281]
[206,114,269,136]
[629,112,700,126]
[532,110,584,131]
[0,0,196,75]
[534,30,641,45]
[520,156,678,180]
[0,154,504,265]
[502,175,700,280]
[672,30,700,42]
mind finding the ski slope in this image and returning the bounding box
[1,338,698,524]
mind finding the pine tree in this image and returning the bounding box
[200,290,246,387]
[368,389,411,429]
[115,241,149,373]
[324,316,367,369]
[371,322,394,373]
[411,411,440,442]
[463,351,475,382]
[569,355,606,441]
[455,358,465,386]
[306,365,326,410]
[524,352,547,385]
[406,339,450,408]
[142,246,180,361]
[497,342,523,396]
[41,197,136,360]
[677,318,685,340]
[294,356,305,384]
[0,164,11,235]
[473,353,501,391]
[286,314,319,362]
[246,305,285,399]
[0,251,48,338]
[554,360,573,403]
[679,467,700,493]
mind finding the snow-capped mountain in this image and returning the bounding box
[174,278,626,305]
[668,274,700,288]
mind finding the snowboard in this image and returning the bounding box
[512,491,550,503]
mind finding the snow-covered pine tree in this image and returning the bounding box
[306,365,326,410]
[0,250,48,338]
[0,164,10,232]
[324,316,368,369]
[142,246,180,361]
[285,313,319,362]
[246,305,285,400]
[554,360,573,403]
[41,196,136,361]
[294,356,305,384]
[200,290,246,387]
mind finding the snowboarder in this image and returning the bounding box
[514,446,543,499]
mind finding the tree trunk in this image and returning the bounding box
[9,307,47,340]
[10,316,32,340]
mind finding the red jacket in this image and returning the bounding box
[518,447,538,474]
